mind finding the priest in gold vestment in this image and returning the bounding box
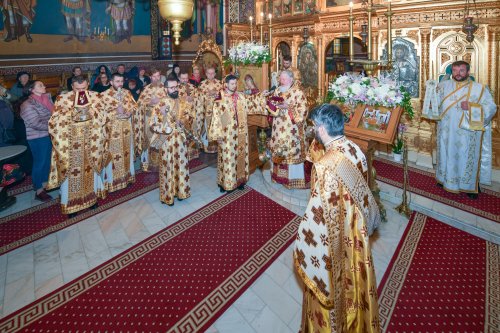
[134,68,167,171]
[208,74,267,192]
[47,76,107,216]
[268,70,309,189]
[96,73,137,192]
[294,104,381,333]
[196,67,223,153]
[150,76,193,205]
[179,72,200,161]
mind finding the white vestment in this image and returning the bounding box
[436,78,497,193]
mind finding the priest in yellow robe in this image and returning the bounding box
[268,70,309,189]
[96,73,137,192]
[47,76,107,216]
[178,72,201,161]
[150,75,194,205]
[134,68,167,171]
[196,67,223,153]
[208,74,267,192]
[294,104,381,333]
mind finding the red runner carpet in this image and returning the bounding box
[374,158,500,223]
[377,212,499,332]
[6,176,33,196]
[0,159,207,255]
[0,187,300,333]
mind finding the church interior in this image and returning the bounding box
[0,0,499,332]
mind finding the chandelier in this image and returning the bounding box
[158,0,194,45]
[462,0,478,43]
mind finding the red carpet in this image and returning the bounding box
[374,158,500,223]
[6,176,33,196]
[377,212,499,332]
[0,159,207,255]
[0,187,300,333]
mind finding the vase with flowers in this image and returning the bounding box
[392,123,407,162]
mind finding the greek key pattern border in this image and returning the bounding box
[485,241,500,332]
[378,212,427,330]
[0,186,250,333]
[168,215,301,333]
[0,163,208,255]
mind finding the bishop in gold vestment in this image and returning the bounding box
[47,76,107,215]
[268,70,309,189]
[134,69,167,171]
[96,73,137,192]
[150,77,193,205]
[196,68,223,153]
[294,104,381,333]
[208,74,266,192]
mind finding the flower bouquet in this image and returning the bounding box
[327,73,414,120]
[225,42,271,66]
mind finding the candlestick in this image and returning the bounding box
[268,13,272,58]
[249,16,253,42]
[367,1,373,60]
[349,2,354,61]
[260,12,264,44]
[385,0,393,65]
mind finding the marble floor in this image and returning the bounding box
[0,157,498,333]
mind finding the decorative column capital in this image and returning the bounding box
[488,25,500,41]
[419,28,432,39]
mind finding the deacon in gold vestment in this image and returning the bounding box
[96,73,137,192]
[433,61,497,198]
[134,68,167,171]
[268,70,309,189]
[178,72,200,161]
[196,67,223,153]
[208,74,267,192]
[47,76,107,216]
[294,104,381,333]
[150,76,194,205]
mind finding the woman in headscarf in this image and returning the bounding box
[90,65,111,89]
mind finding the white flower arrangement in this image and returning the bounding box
[225,42,271,66]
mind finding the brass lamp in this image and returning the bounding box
[158,0,194,45]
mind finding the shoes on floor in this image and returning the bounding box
[67,212,77,218]
[436,183,443,188]
[35,190,52,202]
[466,192,478,199]
[238,184,245,190]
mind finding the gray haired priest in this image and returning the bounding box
[426,61,497,199]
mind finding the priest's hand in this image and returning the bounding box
[460,101,469,110]
[163,123,173,134]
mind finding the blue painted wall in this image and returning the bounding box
[0,0,151,35]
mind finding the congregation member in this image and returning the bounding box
[9,71,30,101]
[90,65,111,89]
[125,78,141,101]
[47,76,107,217]
[209,74,267,192]
[96,73,137,192]
[196,67,223,153]
[135,68,167,171]
[434,60,497,198]
[294,103,381,333]
[20,80,53,202]
[150,75,194,206]
[138,67,151,87]
[189,65,203,87]
[66,66,82,91]
[267,70,309,188]
[91,72,111,93]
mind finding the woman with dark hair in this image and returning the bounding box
[167,64,181,82]
[90,65,111,88]
[20,80,53,201]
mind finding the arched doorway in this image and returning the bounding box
[325,37,367,75]
[275,41,291,71]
